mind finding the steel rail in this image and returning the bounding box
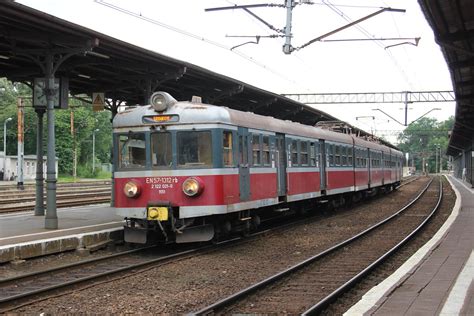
[192,177,434,315]
[0,194,111,213]
[0,190,111,205]
[0,180,111,190]
[303,177,442,314]
[0,213,323,309]
[0,246,197,306]
[0,245,159,285]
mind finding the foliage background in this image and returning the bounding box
[0,78,112,177]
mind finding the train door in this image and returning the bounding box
[367,149,371,187]
[319,140,327,192]
[275,133,287,197]
[381,152,385,185]
[238,127,250,201]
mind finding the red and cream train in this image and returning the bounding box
[113,92,403,244]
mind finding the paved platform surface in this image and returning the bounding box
[0,204,123,263]
[346,175,474,315]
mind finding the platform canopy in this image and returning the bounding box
[418,0,474,156]
[0,1,400,148]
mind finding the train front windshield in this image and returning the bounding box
[118,133,146,169]
[151,132,172,168]
[116,130,214,171]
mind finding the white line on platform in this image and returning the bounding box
[344,175,462,315]
[0,204,109,218]
[450,175,474,193]
[0,226,124,251]
[440,250,474,315]
[0,221,124,243]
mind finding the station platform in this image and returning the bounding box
[346,175,474,315]
[0,204,123,263]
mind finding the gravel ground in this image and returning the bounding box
[4,176,455,315]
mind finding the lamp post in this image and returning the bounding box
[92,129,99,173]
[435,145,441,174]
[3,117,12,181]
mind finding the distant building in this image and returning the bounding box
[0,151,58,181]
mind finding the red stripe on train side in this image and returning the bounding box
[287,171,320,195]
[355,169,369,186]
[327,170,354,190]
[250,172,278,200]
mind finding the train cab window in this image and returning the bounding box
[252,135,261,166]
[177,131,212,168]
[151,132,172,168]
[291,140,298,166]
[301,141,309,166]
[262,136,271,166]
[310,142,316,167]
[118,133,146,169]
[223,131,234,167]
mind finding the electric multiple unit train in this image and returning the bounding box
[113,92,403,244]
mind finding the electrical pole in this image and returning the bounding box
[71,110,77,179]
[17,98,24,190]
[282,0,294,54]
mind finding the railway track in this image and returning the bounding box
[193,177,442,315]
[0,184,404,313]
[0,177,427,313]
[0,227,289,312]
[0,180,111,191]
[0,182,111,213]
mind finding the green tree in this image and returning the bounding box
[397,116,454,173]
[1,78,113,178]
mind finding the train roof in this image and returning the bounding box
[114,100,353,144]
[114,100,399,153]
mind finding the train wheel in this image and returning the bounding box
[240,221,251,237]
[251,215,261,230]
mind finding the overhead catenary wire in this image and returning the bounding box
[321,0,416,90]
[93,0,304,91]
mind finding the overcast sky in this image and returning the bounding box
[18,0,455,143]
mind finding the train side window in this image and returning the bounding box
[310,142,316,167]
[291,139,298,166]
[118,133,146,170]
[223,131,234,167]
[316,142,320,167]
[329,144,334,167]
[177,131,213,168]
[335,145,341,166]
[348,147,353,166]
[151,132,172,168]
[341,146,347,166]
[262,136,271,166]
[301,141,309,166]
[252,134,261,166]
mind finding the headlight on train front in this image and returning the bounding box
[182,177,204,197]
[150,91,177,112]
[123,181,141,198]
